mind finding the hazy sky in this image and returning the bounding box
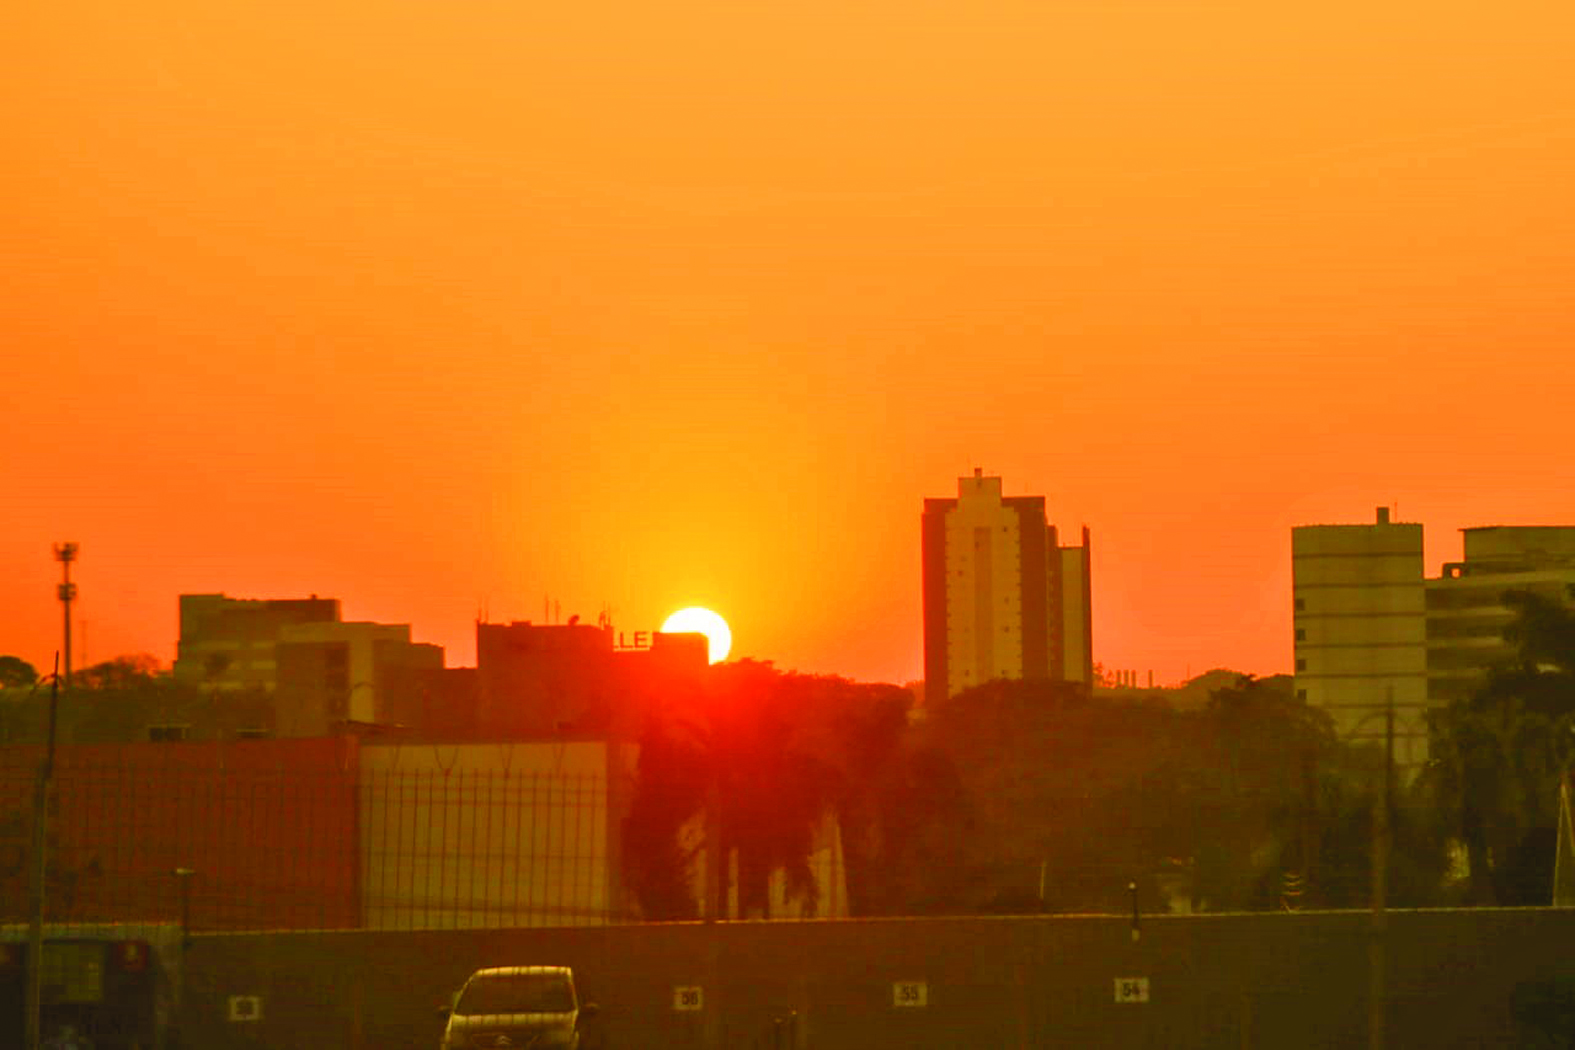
[6,0,1574,685]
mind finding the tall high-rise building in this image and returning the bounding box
[921,470,1092,707]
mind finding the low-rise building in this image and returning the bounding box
[475,620,708,739]
[274,621,445,736]
[172,593,340,692]
[1426,527,1575,703]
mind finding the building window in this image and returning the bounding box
[1296,689,1307,701]
[148,724,191,742]
[1294,628,1306,642]
[1295,659,1307,672]
[1294,597,1306,612]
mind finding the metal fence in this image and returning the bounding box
[0,754,616,934]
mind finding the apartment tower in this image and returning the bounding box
[922,470,1092,707]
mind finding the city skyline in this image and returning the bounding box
[6,0,1575,685]
[8,501,1574,687]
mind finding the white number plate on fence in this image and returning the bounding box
[673,986,704,1011]
[893,981,928,1007]
[228,995,263,1022]
[1114,978,1150,1003]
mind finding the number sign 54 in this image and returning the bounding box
[1114,977,1150,1003]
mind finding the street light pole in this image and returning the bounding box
[25,655,62,1050]
[1368,688,1394,1050]
[704,770,724,1050]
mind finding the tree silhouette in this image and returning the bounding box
[0,656,37,689]
[1426,586,1575,904]
[621,660,904,919]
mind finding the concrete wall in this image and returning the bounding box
[177,909,1575,1049]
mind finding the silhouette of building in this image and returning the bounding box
[921,470,1093,706]
[1293,514,1575,768]
[173,593,340,692]
[475,621,708,739]
[274,621,445,736]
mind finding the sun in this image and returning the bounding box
[660,607,732,664]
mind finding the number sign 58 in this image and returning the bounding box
[893,981,928,1008]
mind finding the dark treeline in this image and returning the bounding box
[625,587,1575,918]
[0,654,273,744]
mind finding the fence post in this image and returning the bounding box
[24,659,60,1050]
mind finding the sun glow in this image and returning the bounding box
[660,607,732,664]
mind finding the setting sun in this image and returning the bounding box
[660,607,732,664]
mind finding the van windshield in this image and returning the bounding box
[455,974,574,1015]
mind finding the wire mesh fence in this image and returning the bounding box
[0,741,618,935]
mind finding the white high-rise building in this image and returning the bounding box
[1291,508,1429,766]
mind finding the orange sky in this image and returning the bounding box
[5,0,1574,686]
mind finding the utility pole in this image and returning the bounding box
[53,543,78,688]
[25,655,62,1050]
[704,772,724,1050]
[1368,689,1393,1050]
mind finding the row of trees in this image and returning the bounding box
[0,654,273,744]
[623,587,1575,917]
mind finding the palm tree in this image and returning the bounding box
[1427,586,1575,903]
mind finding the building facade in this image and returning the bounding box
[1426,526,1575,703]
[173,593,340,692]
[1293,514,1575,768]
[476,621,708,739]
[921,470,1092,707]
[1291,508,1429,767]
[273,621,445,736]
